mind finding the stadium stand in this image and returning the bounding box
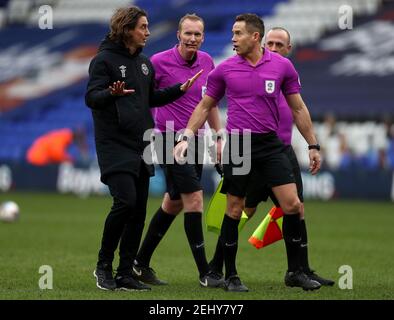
[0,0,393,173]
[0,0,9,28]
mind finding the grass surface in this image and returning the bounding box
[0,192,393,300]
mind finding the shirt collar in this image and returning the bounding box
[172,45,200,67]
[236,48,271,66]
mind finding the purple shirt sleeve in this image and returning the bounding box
[281,59,301,96]
[205,64,226,102]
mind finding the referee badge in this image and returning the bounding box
[265,80,275,94]
[141,63,149,76]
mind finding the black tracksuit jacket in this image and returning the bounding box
[85,36,184,183]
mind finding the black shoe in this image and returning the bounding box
[285,270,321,291]
[132,264,167,285]
[306,270,335,286]
[224,275,249,292]
[208,262,224,279]
[209,270,224,281]
[93,268,117,291]
[199,271,225,288]
[115,273,151,291]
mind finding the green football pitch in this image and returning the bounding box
[0,192,393,300]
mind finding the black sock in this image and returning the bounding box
[220,214,240,279]
[117,216,145,274]
[135,207,176,267]
[282,213,301,272]
[209,235,224,274]
[184,212,209,277]
[300,219,310,272]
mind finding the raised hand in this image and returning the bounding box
[180,69,204,92]
[109,81,135,96]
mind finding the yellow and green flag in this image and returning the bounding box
[205,178,248,234]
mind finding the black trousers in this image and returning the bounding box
[98,166,150,273]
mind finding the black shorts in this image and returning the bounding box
[220,132,295,199]
[245,144,304,208]
[157,133,204,200]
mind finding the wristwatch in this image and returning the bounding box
[308,144,321,151]
[177,134,190,143]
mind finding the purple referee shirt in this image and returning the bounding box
[151,45,215,132]
[277,92,293,145]
[206,49,300,134]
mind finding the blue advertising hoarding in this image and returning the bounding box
[1,162,393,201]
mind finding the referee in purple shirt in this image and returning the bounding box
[175,14,322,292]
[133,14,224,288]
[209,27,335,288]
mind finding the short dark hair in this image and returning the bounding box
[269,27,291,44]
[235,13,265,41]
[178,13,205,31]
[109,6,147,44]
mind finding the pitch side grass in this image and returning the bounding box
[0,192,393,300]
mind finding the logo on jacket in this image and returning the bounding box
[119,65,126,78]
[141,63,149,76]
[265,80,275,94]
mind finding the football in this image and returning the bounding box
[0,201,20,222]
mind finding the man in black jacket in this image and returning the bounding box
[85,6,201,291]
